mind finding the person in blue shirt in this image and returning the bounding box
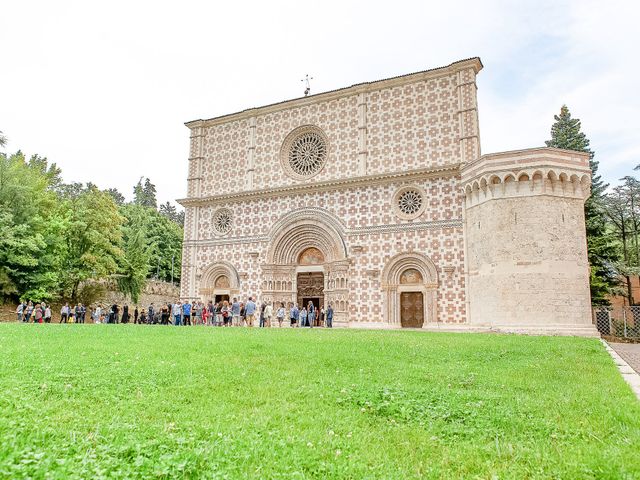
[290,303,299,327]
[326,304,334,328]
[244,297,257,327]
[231,298,241,326]
[299,307,308,328]
[183,302,192,326]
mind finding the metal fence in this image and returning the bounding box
[593,306,640,339]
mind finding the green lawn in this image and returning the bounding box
[0,325,638,479]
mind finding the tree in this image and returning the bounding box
[133,177,157,209]
[159,201,185,226]
[60,186,124,301]
[145,209,183,283]
[0,151,63,301]
[545,105,619,304]
[117,205,152,303]
[105,187,125,206]
[0,131,7,148]
[604,174,640,305]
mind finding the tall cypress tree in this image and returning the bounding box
[545,105,619,304]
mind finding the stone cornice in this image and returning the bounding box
[185,58,482,130]
[462,146,591,182]
[182,218,464,248]
[177,164,461,207]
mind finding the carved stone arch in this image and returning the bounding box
[266,208,347,264]
[381,252,438,327]
[199,261,240,300]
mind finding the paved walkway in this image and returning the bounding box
[609,343,640,374]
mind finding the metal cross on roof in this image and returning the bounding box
[301,74,313,96]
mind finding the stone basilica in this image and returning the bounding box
[178,57,596,335]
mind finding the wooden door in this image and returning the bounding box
[400,292,424,328]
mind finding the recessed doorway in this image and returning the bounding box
[215,294,230,304]
[400,291,424,328]
[297,272,324,312]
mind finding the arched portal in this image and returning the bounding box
[199,261,240,303]
[381,253,438,327]
[263,208,350,325]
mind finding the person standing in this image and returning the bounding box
[25,301,34,322]
[221,301,230,326]
[207,301,215,326]
[112,304,120,324]
[259,302,266,328]
[172,301,182,326]
[183,301,191,326]
[60,303,69,323]
[94,305,102,323]
[194,302,202,325]
[134,306,139,324]
[245,297,257,327]
[307,301,315,328]
[300,307,308,328]
[16,302,25,323]
[264,302,273,328]
[202,304,208,325]
[231,298,240,327]
[75,304,82,324]
[122,305,129,323]
[237,302,244,326]
[290,303,299,327]
[326,304,334,328]
[44,304,52,323]
[33,303,43,323]
[276,303,285,328]
[148,303,155,325]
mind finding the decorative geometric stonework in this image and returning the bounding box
[280,125,329,179]
[393,186,426,220]
[212,208,232,235]
[214,275,230,288]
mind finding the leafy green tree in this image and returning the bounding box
[60,186,124,301]
[117,205,152,303]
[0,151,63,301]
[545,105,619,304]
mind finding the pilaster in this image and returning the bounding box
[357,92,368,175]
[247,116,257,189]
[456,68,480,164]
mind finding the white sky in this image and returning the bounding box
[1,0,638,208]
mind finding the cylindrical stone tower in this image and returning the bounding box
[462,147,597,335]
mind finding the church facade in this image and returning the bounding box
[178,57,596,335]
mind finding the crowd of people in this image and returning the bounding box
[15,297,335,328]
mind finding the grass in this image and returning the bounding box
[0,324,639,479]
